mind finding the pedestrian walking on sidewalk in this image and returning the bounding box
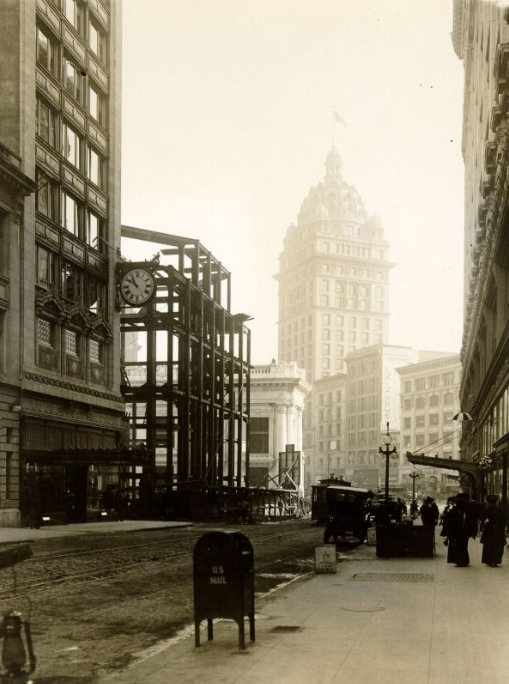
[440,497,455,529]
[480,494,506,567]
[419,497,439,527]
[395,498,407,522]
[441,492,478,567]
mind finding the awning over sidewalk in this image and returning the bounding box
[406,453,481,492]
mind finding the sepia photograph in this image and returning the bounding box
[0,0,508,681]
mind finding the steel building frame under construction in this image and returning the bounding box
[119,228,252,518]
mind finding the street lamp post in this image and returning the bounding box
[409,471,419,515]
[379,422,397,504]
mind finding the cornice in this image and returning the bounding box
[397,355,461,376]
[23,371,123,404]
[21,406,124,428]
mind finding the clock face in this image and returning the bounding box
[120,268,155,306]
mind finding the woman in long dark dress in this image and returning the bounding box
[442,493,478,567]
[480,494,506,567]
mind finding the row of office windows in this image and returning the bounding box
[323,317,383,332]
[320,280,384,297]
[37,98,107,189]
[282,298,377,313]
[0,226,106,365]
[316,457,342,470]
[37,318,107,381]
[402,414,453,430]
[279,347,350,372]
[37,32,108,128]
[348,394,379,410]
[37,0,108,69]
[349,379,379,397]
[321,351,357,370]
[402,392,456,410]
[320,263,386,279]
[287,281,381,300]
[37,244,108,315]
[347,431,382,447]
[403,373,457,393]
[319,406,342,421]
[280,262,386,284]
[322,332,381,352]
[318,424,341,439]
[282,295,383,312]
[318,391,343,405]
[36,173,107,253]
[317,241,385,260]
[282,315,384,337]
[38,323,103,366]
[317,296,383,310]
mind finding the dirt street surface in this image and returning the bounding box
[0,520,328,683]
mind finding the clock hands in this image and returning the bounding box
[120,269,155,306]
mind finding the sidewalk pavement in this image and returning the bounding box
[0,519,191,545]
[96,531,509,684]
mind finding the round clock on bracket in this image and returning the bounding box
[119,268,156,306]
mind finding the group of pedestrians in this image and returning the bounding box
[439,492,507,568]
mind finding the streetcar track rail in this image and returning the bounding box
[0,524,318,600]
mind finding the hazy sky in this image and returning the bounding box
[121,0,465,365]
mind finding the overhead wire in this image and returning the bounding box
[412,427,463,456]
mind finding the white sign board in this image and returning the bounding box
[367,527,377,546]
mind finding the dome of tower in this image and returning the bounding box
[315,203,329,220]
[297,148,367,224]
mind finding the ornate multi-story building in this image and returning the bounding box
[398,353,461,499]
[452,1,509,503]
[0,0,127,525]
[276,147,392,380]
[275,147,393,489]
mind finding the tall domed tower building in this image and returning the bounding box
[275,148,394,488]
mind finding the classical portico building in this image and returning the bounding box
[248,361,310,496]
